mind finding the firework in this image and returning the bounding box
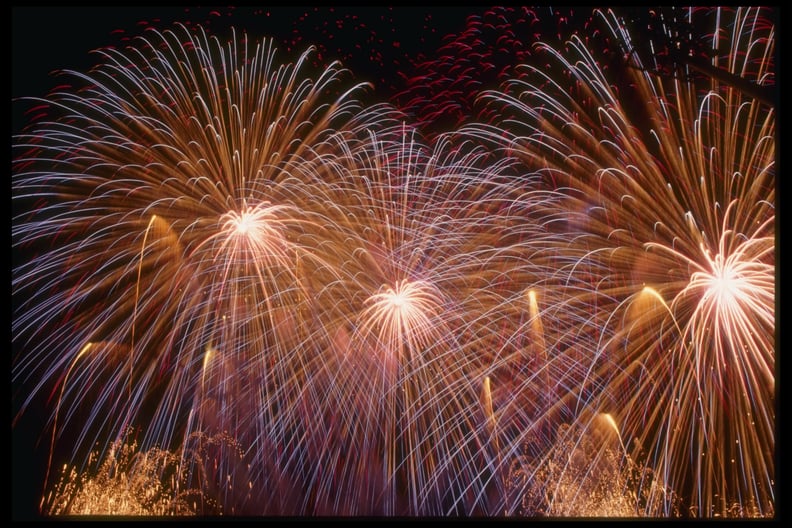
[506,413,680,517]
[12,19,563,516]
[467,6,775,517]
[12,22,404,515]
[14,8,776,519]
[392,6,597,138]
[43,430,237,516]
[301,126,572,514]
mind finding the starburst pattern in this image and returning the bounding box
[13,7,776,519]
[12,23,401,515]
[468,6,775,517]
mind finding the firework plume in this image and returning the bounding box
[467,6,775,517]
[13,7,776,519]
[12,22,404,515]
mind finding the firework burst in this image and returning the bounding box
[467,6,775,517]
[12,22,406,515]
[12,18,563,516]
[267,125,567,514]
[13,8,776,519]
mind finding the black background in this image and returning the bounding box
[12,6,475,106]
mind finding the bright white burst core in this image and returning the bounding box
[386,289,409,309]
[708,254,739,305]
[233,212,256,235]
[361,278,444,352]
[219,203,286,247]
[379,279,435,319]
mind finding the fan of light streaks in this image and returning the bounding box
[12,22,406,515]
[44,430,239,515]
[264,125,568,514]
[466,6,775,517]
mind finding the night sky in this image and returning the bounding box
[12,6,604,137]
[13,7,472,116]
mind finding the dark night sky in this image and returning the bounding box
[12,6,474,101]
[12,6,611,137]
